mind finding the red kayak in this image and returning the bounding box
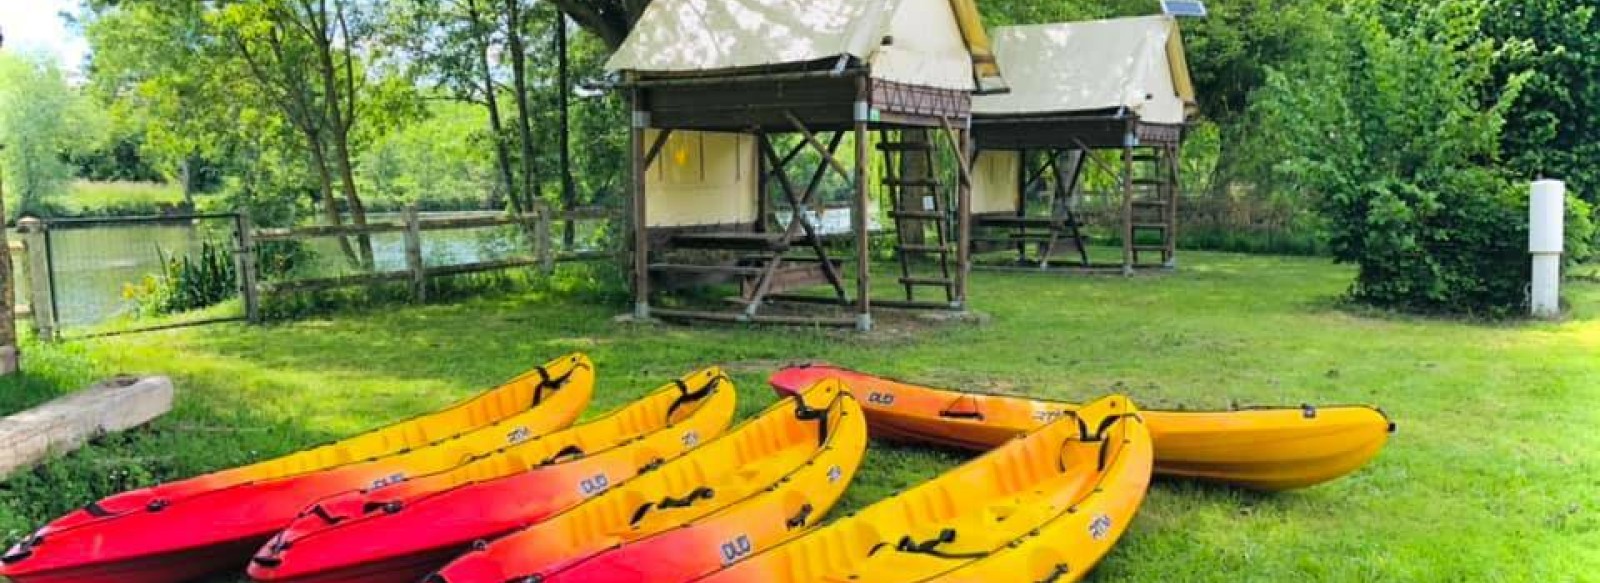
[426,380,868,583]
[245,368,737,583]
[0,355,595,583]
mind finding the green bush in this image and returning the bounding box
[125,241,237,316]
[1247,1,1599,316]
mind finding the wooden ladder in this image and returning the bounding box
[880,133,956,304]
[1127,145,1178,266]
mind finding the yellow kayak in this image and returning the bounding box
[772,364,1393,490]
[695,395,1153,583]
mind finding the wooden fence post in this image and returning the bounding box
[535,201,554,274]
[16,218,55,341]
[402,205,426,302]
[234,212,261,323]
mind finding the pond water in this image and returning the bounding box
[36,212,586,329]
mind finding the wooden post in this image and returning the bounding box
[233,212,261,323]
[0,149,16,374]
[17,218,54,341]
[534,201,554,273]
[853,80,872,332]
[955,125,972,309]
[630,91,651,319]
[402,205,426,303]
[1166,143,1180,268]
[1121,125,1136,276]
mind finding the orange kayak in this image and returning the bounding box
[771,364,1393,491]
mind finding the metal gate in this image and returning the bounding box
[19,213,248,340]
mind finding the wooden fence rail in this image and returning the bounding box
[239,204,615,322]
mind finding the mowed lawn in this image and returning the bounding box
[1,250,1597,582]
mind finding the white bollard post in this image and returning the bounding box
[1529,180,1565,318]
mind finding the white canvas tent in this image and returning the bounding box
[606,0,1003,92]
[974,15,1195,123]
[968,16,1199,273]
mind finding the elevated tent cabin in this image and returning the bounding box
[971,15,1197,273]
[607,0,1005,331]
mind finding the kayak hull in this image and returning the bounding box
[0,538,261,583]
[2,355,595,583]
[430,380,867,583]
[770,364,1392,490]
[248,368,738,583]
[696,395,1153,583]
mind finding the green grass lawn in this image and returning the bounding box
[2,251,1597,581]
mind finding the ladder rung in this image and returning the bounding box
[1131,179,1165,186]
[1132,155,1161,162]
[1131,245,1168,251]
[882,178,941,188]
[899,277,955,287]
[877,142,934,152]
[648,263,767,276]
[898,244,953,254]
[890,211,946,220]
[1131,223,1169,231]
[1131,200,1169,207]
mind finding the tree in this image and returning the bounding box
[1482,0,1600,205]
[0,52,103,217]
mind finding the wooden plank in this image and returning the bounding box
[0,376,173,478]
[254,222,405,241]
[263,270,414,294]
[784,111,852,179]
[416,215,534,231]
[425,258,540,278]
[234,213,260,323]
[650,307,857,327]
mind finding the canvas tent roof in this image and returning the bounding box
[605,0,1005,92]
[973,15,1196,124]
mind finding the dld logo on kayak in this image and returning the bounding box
[578,473,609,496]
[719,535,753,565]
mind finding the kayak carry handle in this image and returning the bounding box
[628,486,715,526]
[667,375,725,421]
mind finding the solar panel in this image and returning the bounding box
[1161,0,1208,17]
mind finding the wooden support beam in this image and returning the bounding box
[642,127,674,170]
[1121,126,1136,275]
[402,205,427,302]
[785,111,853,180]
[852,80,872,331]
[631,94,651,319]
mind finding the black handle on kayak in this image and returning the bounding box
[937,409,984,420]
[1036,563,1072,583]
[540,445,586,466]
[667,376,724,420]
[629,486,714,526]
[785,503,814,529]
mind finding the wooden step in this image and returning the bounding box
[1131,200,1169,208]
[649,263,768,276]
[1131,223,1169,231]
[1131,179,1165,186]
[1131,245,1169,252]
[898,244,953,254]
[890,210,946,220]
[975,216,1068,228]
[877,142,934,152]
[899,277,955,287]
[882,178,941,188]
[671,232,794,252]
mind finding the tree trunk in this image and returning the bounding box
[316,0,373,268]
[0,155,18,374]
[305,132,359,264]
[898,129,931,245]
[468,0,520,215]
[556,12,576,248]
[506,0,539,214]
